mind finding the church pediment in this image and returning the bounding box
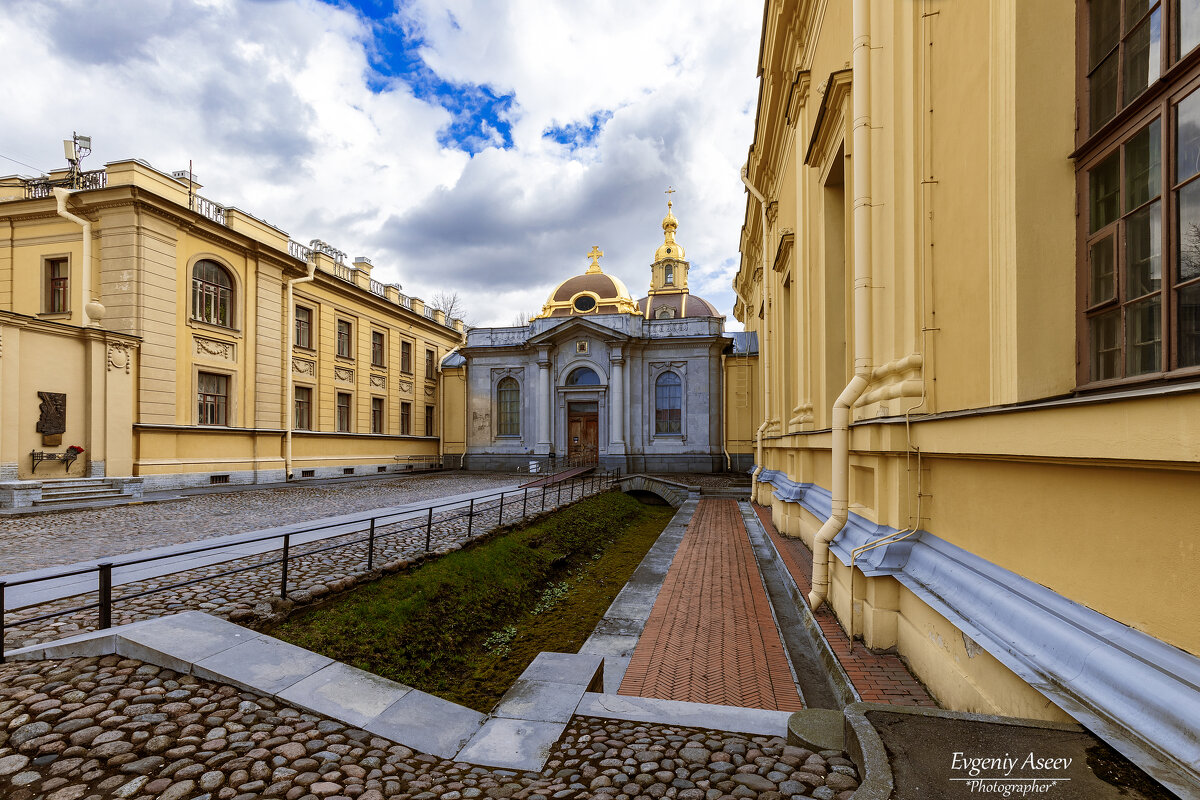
[525,316,634,347]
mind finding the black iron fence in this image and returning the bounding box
[0,469,617,662]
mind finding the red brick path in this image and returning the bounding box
[754,504,938,706]
[618,499,805,711]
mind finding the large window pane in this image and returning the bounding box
[1091,310,1122,380]
[1178,282,1200,366]
[1123,8,1162,107]
[1126,200,1163,297]
[1178,179,1200,280]
[1180,0,1200,58]
[1091,53,1120,132]
[1090,152,1121,232]
[1126,295,1162,373]
[1125,119,1161,210]
[1092,0,1121,66]
[1090,234,1118,304]
[1177,89,1200,181]
[1127,122,1162,212]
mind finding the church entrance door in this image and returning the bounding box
[567,401,599,462]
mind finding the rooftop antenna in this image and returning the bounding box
[63,132,92,188]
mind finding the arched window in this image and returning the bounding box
[566,366,600,386]
[497,377,520,436]
[192,259,234,327]
[655,371,682,434]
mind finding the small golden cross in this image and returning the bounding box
[586,245,604,273]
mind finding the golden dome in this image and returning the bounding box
[532,246,641,319]
[654,199,685,262]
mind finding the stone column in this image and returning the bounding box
[609,347,625,448]
[536,348,552,454]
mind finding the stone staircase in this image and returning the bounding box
[699,476,753,500]
[33,477,128,507]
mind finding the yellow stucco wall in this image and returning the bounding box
[736,0,1200,718]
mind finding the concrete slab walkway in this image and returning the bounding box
[617,498,805,711]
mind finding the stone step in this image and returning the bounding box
[34,490,124,505]
[37,478,111,489]
[38,485,119,498]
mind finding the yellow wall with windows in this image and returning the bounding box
[0,159,464,488]
[737,0,1199,719]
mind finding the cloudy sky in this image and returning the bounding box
[0,0,759,327]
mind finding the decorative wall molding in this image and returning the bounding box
[107,342,131,373]
[334,366,354,383]
[194,336,234,362]
[292,358,315,377]
[424,385,436,397]
[398,378,414,393]
[370,373,386,389]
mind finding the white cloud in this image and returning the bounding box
[0,0,757,327]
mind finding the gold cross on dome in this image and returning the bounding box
[586,245,604,273]
[665,186,676,197]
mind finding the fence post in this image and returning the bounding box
[367,518,376,571]
[98,563,113,630]
[467,498,475,538]
[498,491,505,526]
[522,487,528,518]
[542,484,547,511]
[0,581,6,664]
[557,479,562,507]
[425,507,433,552]
[280,534,291,599]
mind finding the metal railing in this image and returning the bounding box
[332,263,355,282]
[369,279,387,297]
[191,194,227,225]
[23,170,108,199]
[289,239,313,262]
[0,468,617,662]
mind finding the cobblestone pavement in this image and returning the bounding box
[0,655,859,800]
[752,505,937,707]
[0,472,526,575]
[619,501,804,712]
[4,482,601,651]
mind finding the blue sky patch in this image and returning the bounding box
[331,0,514,154]
[542,110,613,151]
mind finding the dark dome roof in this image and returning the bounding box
[553,273,631,302]
[637,293,721,319]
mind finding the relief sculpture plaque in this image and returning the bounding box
[36,391,67,446]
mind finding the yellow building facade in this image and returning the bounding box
[738,1,1199,794]
[0,157,463,500]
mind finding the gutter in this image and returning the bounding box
[741,166,773,497]
[52,188,102,326]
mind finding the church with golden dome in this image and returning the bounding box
[445,197,758,473]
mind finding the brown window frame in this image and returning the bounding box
[192,260,235,328]
[197,372,230,426]
[401,340,413,373]
[1076,0,1200,388]
[496,377,520,437]
[371,396,385,434]
[425,404,435,436]
[336,392,352,432]
[45,257,69,314]
[295,305,313,350]
[400,401,411,435]
[295,385,313,430]
[336,319,353,359]
[425,348,436,378]
[371,330,386,367]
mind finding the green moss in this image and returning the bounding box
[268,491,674,712]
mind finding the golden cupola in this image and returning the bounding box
[654,200,686,263]
[532,246,641,319]
[639,192,721,320]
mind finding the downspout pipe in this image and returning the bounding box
[810,0,874,610]
[52,188,101,327]
[741,165,772,496]
[437,340,465,469]
[720,352,732,471]
[284,256,318,479]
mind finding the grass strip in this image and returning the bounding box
[269,491,675,712]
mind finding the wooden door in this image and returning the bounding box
[567,401,599,461]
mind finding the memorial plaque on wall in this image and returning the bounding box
[36,391,66,446]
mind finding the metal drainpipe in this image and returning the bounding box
[720,352,731,471]
[741,166,773,499]
[52,188,103,327]
[810,0,874,610]
[284,256,317,479]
